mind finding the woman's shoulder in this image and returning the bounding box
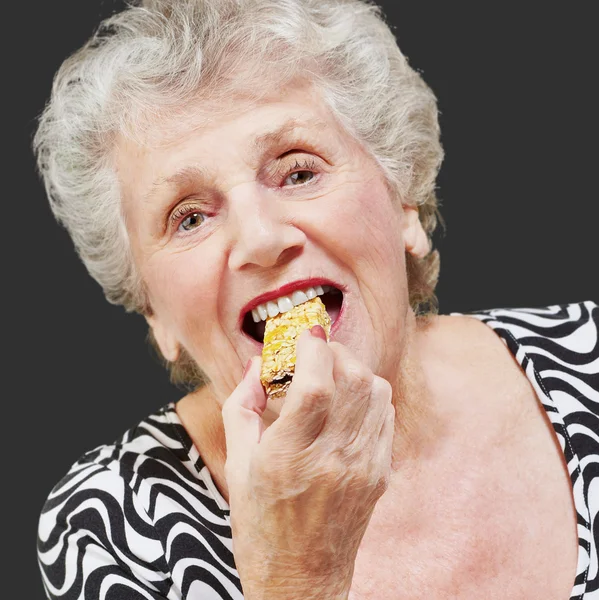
[456,300,598,360]
[448,299,598,430]
[38,403,237,599]
[456,300,598,403]
[40,402,229,521]
[55,403,201,490]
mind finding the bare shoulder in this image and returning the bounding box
[415,313,540,431]
[416,313,527,383]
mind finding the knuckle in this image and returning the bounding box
[372,375,393,400]
[323,451,353,482]
[337,439,360,463]
[220,398,237,423]
[360,463,384,492]
[375,471,391,496]
[327,341,345,353]
[343,360,374,392]
[328,341,358,362]
[220,401,233,422]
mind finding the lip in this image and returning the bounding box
[238,277,346,330]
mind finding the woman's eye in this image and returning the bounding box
[281,157,318,187]
[284,170,315,186]
[178,211,205,232]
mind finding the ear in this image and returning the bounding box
[145,314,181,362]
[402,205,430,258]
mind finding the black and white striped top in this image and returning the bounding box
[38,301,599,599]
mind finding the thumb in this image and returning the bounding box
[221,356,267,472]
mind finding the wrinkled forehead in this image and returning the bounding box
[116,77,343,151]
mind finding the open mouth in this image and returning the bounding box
[242,287,344,343]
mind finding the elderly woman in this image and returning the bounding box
[35,1,598,599]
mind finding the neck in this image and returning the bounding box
[385,311,447,469]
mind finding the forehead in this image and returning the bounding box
[114,82,351,201]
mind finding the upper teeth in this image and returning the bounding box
[251,285,336,323]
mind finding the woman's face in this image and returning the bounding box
[116,82,427,408]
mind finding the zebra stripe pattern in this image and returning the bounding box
[38,301,598,599]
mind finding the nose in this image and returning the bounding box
[227,183,306,271]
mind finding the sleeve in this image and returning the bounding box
[37,461,173,600]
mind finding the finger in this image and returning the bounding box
[319,342,374,441]
[221,356,267,471]
[365,402,394,498]
[374,403,395,473]
[356,375,393,446]
[266,327,335,448]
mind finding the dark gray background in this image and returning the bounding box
[10,1,597,597]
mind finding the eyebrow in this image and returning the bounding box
[143,117,328,202]
[249,117,324,158]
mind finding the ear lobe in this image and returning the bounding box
[145,315,180,362]
[403,206,430,258]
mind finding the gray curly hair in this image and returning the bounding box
[34,0,444,389]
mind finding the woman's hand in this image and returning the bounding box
[222,326,395,600]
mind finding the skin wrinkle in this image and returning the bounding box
[141,118,340,214]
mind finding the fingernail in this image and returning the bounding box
[310,325,327,340]
[243,358,253,379]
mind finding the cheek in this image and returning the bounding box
[317,178,404,271]
[143,249,221,336]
